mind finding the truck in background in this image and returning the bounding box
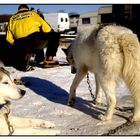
[43,12,70,33]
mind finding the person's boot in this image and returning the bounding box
[43,56,59,68]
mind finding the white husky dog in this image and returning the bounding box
[65,25,140,123]
[0,63,60,135]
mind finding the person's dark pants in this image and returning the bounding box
[34,31,60,63]
[14,31,60,71]
[34,49,44,63]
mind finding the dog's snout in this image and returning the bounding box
[20,89,26,96]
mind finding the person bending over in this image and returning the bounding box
[6,4,60,71]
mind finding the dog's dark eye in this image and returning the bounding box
[2,81,9,84]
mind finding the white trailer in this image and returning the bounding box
[77,12,98,32]
[43,13,70,33]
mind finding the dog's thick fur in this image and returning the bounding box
[66,25,140,123]
[0,64,60,135]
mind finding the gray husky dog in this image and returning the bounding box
[0,62,60,135]
[64,25,140,123]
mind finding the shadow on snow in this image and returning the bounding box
[21,76,102,120]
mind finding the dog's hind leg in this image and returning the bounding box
[94,74,103,104]
[68,65,88,106]
[98,75,117,122]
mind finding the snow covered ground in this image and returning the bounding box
[5,47,134,135]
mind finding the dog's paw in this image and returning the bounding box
[38,121,56,128]
[97,114,112,125]
[129,115,140,123]
[98,114,106,120]
[93,100,102,106]
[95,97,102,105]
[67,98,75,106]
[98,114,111,121]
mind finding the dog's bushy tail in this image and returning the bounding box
[120,32,140,119]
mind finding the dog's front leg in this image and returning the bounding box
[68,66,88,106]
[9,116,56,128]
[9,116,60,135]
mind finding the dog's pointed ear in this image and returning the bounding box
[0,60,5,68]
